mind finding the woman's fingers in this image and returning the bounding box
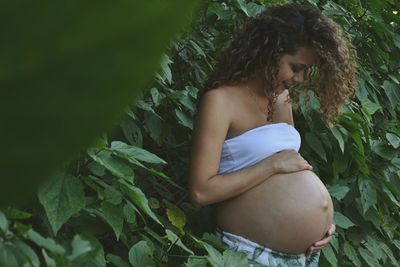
[307,225,336,255]
[307,238,330,254]
[328,224,336,235]
[307,237,332,254]
[313,234,332,247]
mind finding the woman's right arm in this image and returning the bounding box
[188,89,312,208]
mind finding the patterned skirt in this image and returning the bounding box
[216,229,320,267]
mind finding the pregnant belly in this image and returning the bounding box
[215,170,334,254]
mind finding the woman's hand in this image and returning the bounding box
[269,149,313,173]
[306,224,336,255]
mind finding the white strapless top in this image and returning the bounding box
[217,122,301,174]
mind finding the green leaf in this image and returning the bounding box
[331,126,345,154]
[222,250,249,267]
[359,247,381,267]
[175,108,194,129]
[185,85,199,99]
[382,186,400,207]
[379,242,400,267]
[71,234,106,267]
[388,74,399,84]
[166,205,186,230]
[15,241,40,267]
[165,229,194,255]
[208,3,232,21]
[155,53,173,85]
[91,134,108,149]
[203,242,223,267]
[330,234,339,253]
[245,3,265,17]
[123,203,137,224]
[5,207,32,220]
[332,150,349,177]
[38,173,86,234]
[81,176,106,201]
[68,234,92,261]
[150,88,165,107]
[149,197,160,209]
[101,202,124,240]
[322,244,337,267]
[393,240,400,251]
[333,211,355,229]
[349,133,369,174]
[393,34,400,49]
[371,140,396,160]
[87,149,134,182]
[362,98,381,115]
[85,235,106,267]
[201,233,226,251]
[110,141,166,164]
[322,1,348,17]
[87,161,107,177]
[0,243,19,267]
[104,186,123,205]
[106,254,130,267]
[386,133,400,148]
[0,211,8,233]
[135,99,155,113]
[364,207,380,229]
[120,118,143,147]
[343,242,361,267]
[364,236,384,260]
[358,179,377,214]
[382,80,400,110]
[179,94,196,113]
[0,0,201,206]
[184,256,208,267]
[128,241,155,267]
[235,0,250,16]
[119,181,162,225]
[392,157,400,169]
[305,132,327,162]
[381,216,397,239]
[189,40,206,58]
[27,229,65,254]
[144,111,163,142]
[41,250,56,267]
[327,184,350,200]
[135,99,157,115]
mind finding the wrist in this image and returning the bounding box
[265,156,279,174]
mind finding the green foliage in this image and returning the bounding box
[38,173,86,235]
[0,0,201,206]
[1,0,400,266]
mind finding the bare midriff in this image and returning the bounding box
[216,170,334,254]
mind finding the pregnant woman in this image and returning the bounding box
[188,4,357,267]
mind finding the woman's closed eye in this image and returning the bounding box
[291,64,306,73]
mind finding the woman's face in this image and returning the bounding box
[276,47,316,92]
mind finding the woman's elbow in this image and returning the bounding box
[188,187,207,208]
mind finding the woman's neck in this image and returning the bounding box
[245,76,267,98]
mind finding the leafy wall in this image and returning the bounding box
[1,0,400,266]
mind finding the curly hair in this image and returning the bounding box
[202,3,358,127]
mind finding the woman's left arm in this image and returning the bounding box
[306,224,336,255]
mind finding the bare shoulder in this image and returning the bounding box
[196,86,235,126]
[198,86,234,112]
